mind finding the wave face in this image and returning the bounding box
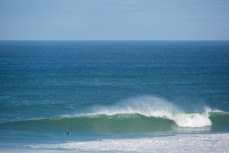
[2,96,229,133]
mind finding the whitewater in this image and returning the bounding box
[1,134,228,153]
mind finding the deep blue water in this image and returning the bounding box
[0,41,229,145]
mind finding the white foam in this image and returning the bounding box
[173,113,212,127]
[86,96,214,128]
[27,133,229,153]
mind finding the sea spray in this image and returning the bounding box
[89,96,213,128]
[90,96,178,118]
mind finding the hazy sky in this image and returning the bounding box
[0,0,229,40]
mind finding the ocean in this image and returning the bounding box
[0,41,229,152]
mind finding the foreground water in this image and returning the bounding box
[0,41,229,152]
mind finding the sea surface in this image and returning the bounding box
[0,41,229,152]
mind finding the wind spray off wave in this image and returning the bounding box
[89,96,212,128]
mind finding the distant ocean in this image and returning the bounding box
[0,41,229,152]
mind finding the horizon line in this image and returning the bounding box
[1,39,229,41]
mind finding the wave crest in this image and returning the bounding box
[88,96,213,128]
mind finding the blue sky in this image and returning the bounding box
[0,0,229,40]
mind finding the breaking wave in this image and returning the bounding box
[2,96,229,133]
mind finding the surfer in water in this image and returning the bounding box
[66,131,71,135]
[97,138,102,141]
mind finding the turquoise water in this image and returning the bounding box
[0,41,229,150]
